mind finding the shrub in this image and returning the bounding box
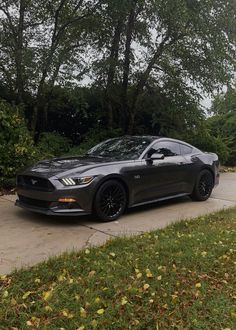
[0,99,36,188]
[207,113,236,165]
[37,132,72,158]
[186,133,230,164]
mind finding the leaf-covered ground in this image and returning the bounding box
[220,166,236,173]
[0,208,236,330]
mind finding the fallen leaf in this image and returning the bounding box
[3,290,9,298]
[146,269,153,278]
[42,291,51,301]
[91,319,98,327]
[26,320,32,326]
[121,296,128,305]
[58,274,66,282]
[45,305,52,312]
[97,308,105,315]
[22,291,32,300]
[80,307,87,318]
[143,283,150,290]
[11,298,17,306]
[88,270,96,277]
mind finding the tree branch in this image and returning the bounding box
[0,6,17,42]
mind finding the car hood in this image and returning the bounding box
[23,156,110,178]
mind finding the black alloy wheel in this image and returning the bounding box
[191,170,214,201]
[94,180,127,221]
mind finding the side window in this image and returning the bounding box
[146,141,181,158]
[180,144,192,155]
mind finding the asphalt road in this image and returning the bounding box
[1,172,236,274]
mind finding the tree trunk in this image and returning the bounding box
[105,18,123,130]
[127,112,135,134]
[15,0,25,104]
[40,102,48,132]
[31,104,38,136]
[127,34,172,131]
[122,0,137,133]
[107,102,113,130]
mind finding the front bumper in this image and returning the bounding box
[15,198,90,216]
[15,176,99,216]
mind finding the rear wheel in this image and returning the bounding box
[191,170,214,201]
[94,180,127,221]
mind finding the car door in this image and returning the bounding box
[129,140,188,204]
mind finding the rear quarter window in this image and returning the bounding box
[146,141,181,157]
[180,144,192,155]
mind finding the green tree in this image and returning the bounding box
[94,0,236,132]
[0,0,102,135]
[208,88,236,165]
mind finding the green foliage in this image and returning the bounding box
[67,128,123,156]
[208,89,236,165]
[0,99,36,187]
[211,88,236,115]
[46,86,101,144]
[37,132,72,158]
[186,132,230,164]
[1,0,235,132]
[137,86,204,136]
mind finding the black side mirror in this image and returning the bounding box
[150,153,165,160]
[146,153,165,164]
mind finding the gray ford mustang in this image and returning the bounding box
[16,136,219,221]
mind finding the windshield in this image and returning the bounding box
[86,137,152,160]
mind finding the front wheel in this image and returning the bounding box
[94,180,127,222]
[191,170,214,201]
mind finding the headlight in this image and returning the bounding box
[60,176,95,186]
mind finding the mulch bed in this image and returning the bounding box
[0,188,16,196]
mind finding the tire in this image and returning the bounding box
[94,180,127,221]
[191,169,214,201]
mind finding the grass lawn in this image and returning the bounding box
[0,209,236,330]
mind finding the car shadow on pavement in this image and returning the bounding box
[14,196,191,227]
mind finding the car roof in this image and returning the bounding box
[110,135,198,151]
[125,136,194,147]
[156,137,192,146]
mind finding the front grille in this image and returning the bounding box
[18,195,52,209]
[17,175,55,192]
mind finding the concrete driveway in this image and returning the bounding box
[1,172,236,274]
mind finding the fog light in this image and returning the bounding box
[58,198,76,203]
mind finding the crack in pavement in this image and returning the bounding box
[84,231,96,248]
[80,223,119,238]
